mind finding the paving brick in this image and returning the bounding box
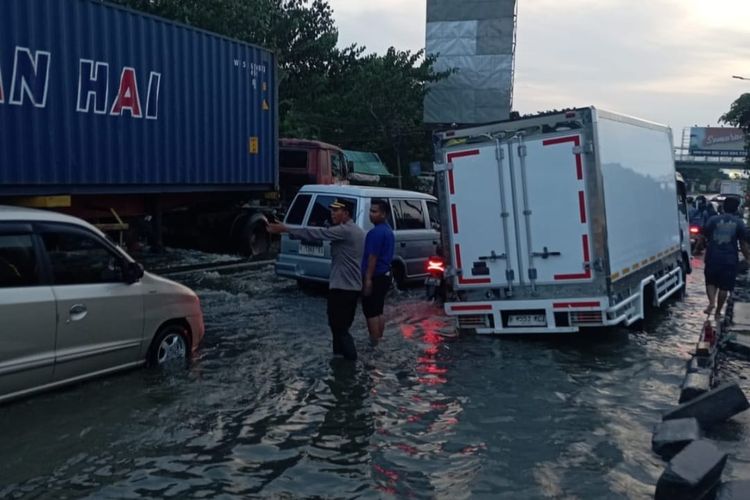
[680,371,712,403]
[655,440,727,500]
[663,382,750,429]
[652,418,702,460]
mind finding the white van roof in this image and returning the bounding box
[298,184,436,201]
[0,205,107,236]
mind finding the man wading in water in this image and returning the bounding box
[703,196,750,320]
[267,199,364,361]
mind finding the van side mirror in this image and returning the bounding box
[124,261,145,284]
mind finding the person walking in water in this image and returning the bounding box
[703,196,750,319]
[361,199,395,344]
[267,199,364,360]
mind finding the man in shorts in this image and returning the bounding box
[703,196,750,319]
[361,199,395,344]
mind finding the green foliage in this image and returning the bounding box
[720,93,750,167]
[295,48,449,184]
[720,93,750,128]
[110,0,447,177]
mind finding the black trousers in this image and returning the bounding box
[327,289,359,361]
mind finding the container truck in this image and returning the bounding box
[0,0,348,255]
[432,107,690,334]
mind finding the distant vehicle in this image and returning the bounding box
[432,107,688,334]
[0,206,204,404]
[719,180,745,198]
[709,193,743,212]
[275,185,440,288]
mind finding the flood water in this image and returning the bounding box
[1,254,748,499]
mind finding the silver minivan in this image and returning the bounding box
[0,206,204,404]
[275,185,440,287]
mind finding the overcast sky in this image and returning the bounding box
[328,0,750,143]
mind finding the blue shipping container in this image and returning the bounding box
[0,0,278,194]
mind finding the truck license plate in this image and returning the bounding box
[508,313,546,327]
[299,244,324,257]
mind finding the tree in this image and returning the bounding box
[298,48,449,187]
[720,93,750,167]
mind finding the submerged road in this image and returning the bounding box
[0,251,748,498]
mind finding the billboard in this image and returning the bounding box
[424,0,517,126]
[689,127,747,157]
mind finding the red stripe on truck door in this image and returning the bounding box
[447,149,489,285]
[554,235,592,281]
[582,234,590,262]
[578,191,587,223]
[446,149,480,195]
[543,136,583,179]
[543,135,591,281]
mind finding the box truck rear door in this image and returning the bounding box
[509,135,593,285]
[445,144,520,288]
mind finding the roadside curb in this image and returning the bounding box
[652,297,750,499]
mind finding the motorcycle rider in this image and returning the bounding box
[689,196,716,253]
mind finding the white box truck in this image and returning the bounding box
[433,107,690,334]
[719,180,745,197]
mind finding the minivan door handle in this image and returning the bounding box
[400,242,407,248]
[68,304,88,322]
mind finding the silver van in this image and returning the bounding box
[275,185,440,287]
[0,206,204,404]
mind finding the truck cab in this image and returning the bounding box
[279,139,350,206]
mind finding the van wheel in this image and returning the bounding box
[148,324,189,368]
[391,263,406,290]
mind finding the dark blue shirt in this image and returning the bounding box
[361,222,395,277]
[704,213,747,267]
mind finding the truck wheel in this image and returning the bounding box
[242,217,271,257]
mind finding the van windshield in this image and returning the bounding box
[306,196,358,227]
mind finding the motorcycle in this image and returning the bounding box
[424,256,446,301]
[690,224,704,255]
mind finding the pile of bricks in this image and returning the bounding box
[652,299,750,499]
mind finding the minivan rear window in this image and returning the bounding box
[307,195,358,227]
[0,234,39,288]
[286,194,312,225]
[393,199,426,230]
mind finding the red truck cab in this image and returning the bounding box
[279,139,350,205]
